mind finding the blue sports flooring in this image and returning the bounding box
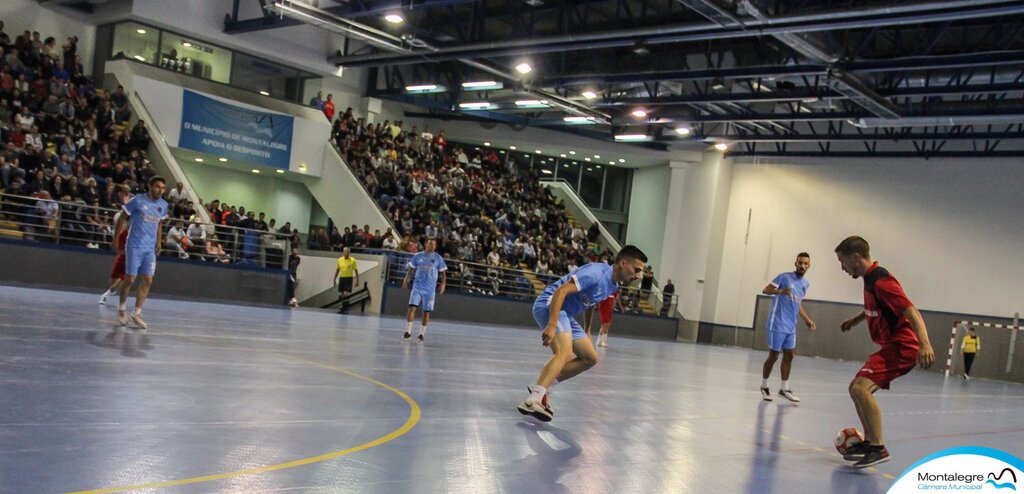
[1,284,1022,493]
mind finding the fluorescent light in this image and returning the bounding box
[582,90,598,99]
[194,158,203,162]
[541,169,552,175]
[569,151,576,155]
[251,169,261,174]
[182,42,192,48]
[535,149,542,154]
[559,154,566,158]
[631,109,648,118]
[675,127,691,136]
[483,142,491,146]
[515,100,549,108]
[614,134,653,142]
[584,157,591,162]
[218,158,228,162]
[136,29,147,35]
[714,143,729,151]
[618,158,625,163]
[405,84,444,93]
[259,90,270,96]
[608,161,615,165]
[384,13,404,23]
[515,62,533,74]
[509,145,517,150]
[593,155,600,159]
[275,169,285,174]
[459,101,491,110]
[563,116,596,124]
[133,55,146,62]
[462,80,503,90]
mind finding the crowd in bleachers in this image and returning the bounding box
[325,109,609,275]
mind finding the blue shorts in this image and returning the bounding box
[767,331,796,352]
[409,289,436,312]
[125,247,156,277]
[532,303,587,341]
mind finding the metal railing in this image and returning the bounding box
[340,247,678,317]
[0,192,290,269]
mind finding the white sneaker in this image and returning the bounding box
[598,338,608,348]
[99,294,107,305]
[130,313,148,330]
[117,309,128,326]
[517,399,553,422]
[760,387,772,401]
[778,389,801,403]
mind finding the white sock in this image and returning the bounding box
[419,324,428,336]
[133,308,142,316]
[101,290,110,298]
[781,380,790,391]
[549,379,558,390]
[119,303,127,311]
[528,385,546,402]
[761,379,770,389]
[405,321,413,334]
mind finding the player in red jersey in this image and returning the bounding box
[99,215,129,305]
[835,236,935,469]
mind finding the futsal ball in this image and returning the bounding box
[834,427,864,455]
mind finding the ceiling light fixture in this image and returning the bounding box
[136,29,147,35]
[462,81,503,90]
[614,134,654,142]
[515,62,533,74]
[259,90,270,96]
[133,55,146,62]
[509,145,517,150]
[194,158,203,162]
[276,169,285,174]
[459,101,492,110]
[631,109,648,118]
[484,142,491,146]
[714,143,729,151]
[252,169,261,174]
[563,116,596,124]
[384,13,404,24]
[405,84,445,93]
[569,151,576,155]
[582,90,598,99]
[515,99,550,108]
[218,158,228,162]
[535,149,542,154]
[675,126,691,136]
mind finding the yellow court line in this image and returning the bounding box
[68,350,421,494]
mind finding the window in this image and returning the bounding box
[580,163,604,208]
[159,33,232,83]
[602,166,630,212]
[232,52,301,101]
[111,22,159,65]
[556,159,580,190]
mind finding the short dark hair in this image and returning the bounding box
[834,236,870,258]
[615,245,648,263]
[149,175,166,186]
[797,252,810,259]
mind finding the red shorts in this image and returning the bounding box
[598,297,615,324]
[857,345,918,389]
[110,255,126,280]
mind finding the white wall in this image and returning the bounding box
[179,161,312,233]
[710,157,1024,327]
[625,165,672,271]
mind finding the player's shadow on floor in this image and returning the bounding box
[829,464,889,493]
[86,328,148,358]
[503,420,583,493]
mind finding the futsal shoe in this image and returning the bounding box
[778,389,801,403]
[403,332,412,340]
[117,309,128,326]
[517,399,553,422]
[99,294,107,305]
[541,393,554,417]
[842,441,872,461]
[760,387,772,401]
[130,313,148,330]
[853,446,890,469]
[417,334,424,342]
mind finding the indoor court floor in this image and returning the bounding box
[1,284,1022,494]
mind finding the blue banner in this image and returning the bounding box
[179,90,294,169]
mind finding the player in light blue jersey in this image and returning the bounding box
[760,252,817,402]
[518,245,648,422]
[402,238,447,342]
[113,176,168,330]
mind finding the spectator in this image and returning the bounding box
[308,91,324,110]
[165,219,189,258]
[322,93,335,121]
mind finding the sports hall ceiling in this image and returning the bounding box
[224,0,1024,158]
